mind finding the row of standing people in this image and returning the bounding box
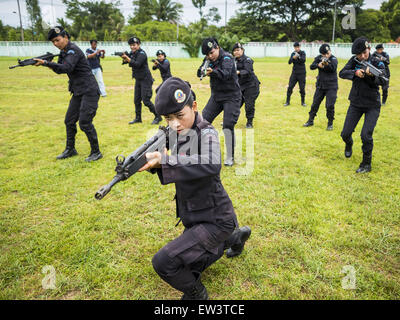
[284,40,390,173]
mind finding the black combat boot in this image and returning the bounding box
[345,143,353,158]
[129,117,142,124]
[56,148,78,160]
[326,121,333,131]
[246,119,253,129]
[151,115,162,125]
[284,95,291,107]
[181,273,209,300]
[356,154,372,174]
[85,151,103,162]
[301,96,307,107]
[129,110,142,124]
[226,226,252,258]
[303,118,314,127]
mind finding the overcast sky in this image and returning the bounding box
[0,0,386,29]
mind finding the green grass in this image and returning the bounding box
[0,55,399,300]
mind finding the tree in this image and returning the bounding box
[56,18,71,31]
[192,0,206,19]
[122,20,180,42]
[130,0,154,24]
[62,0,124,40]
[381,0,400,40]
[152,0,183,22]
[0,19,6,40]
[235,0,365,41]
[349,9,392,42]
[129,0,183,24]
[192,1,222,27]
[227,12,279,41]
[204,7,221,24]
[181,22,204,57]
[26,0,44,40]
[7,28,18,41]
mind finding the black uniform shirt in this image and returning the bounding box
[152,59,172,82]
[339,54,388,108]
[289,50,307,74]
[47,42,99,96]
[128,48,153,82]
[154,113,238,228]
[310,54,338,90]
[235,54,260,90]
[197,48,241,100]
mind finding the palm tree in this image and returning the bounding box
[151,0,183,22]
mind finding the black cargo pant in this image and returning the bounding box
[309,87,337,123]
[381,79,390,104]
[65,93,100,153]
[134,78,157,119]
[241,82,260,122]
[341,104,381,162]
[202,94,241,161]
[152,219,236,294]
[287,72,306,103]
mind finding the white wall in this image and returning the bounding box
[1,41,400,59]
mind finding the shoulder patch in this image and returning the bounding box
[224,56,231,60]
[201,128,218,137]
[67,49,75,55]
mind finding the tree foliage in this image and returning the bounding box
[26,0,44,40]
[129,0,183,24]
[62,0,124,40]
[122,20,179,42]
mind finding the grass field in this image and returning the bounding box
[0,54,399,300]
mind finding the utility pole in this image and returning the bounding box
[332,0,337,44]
[225,0,227,28]
[16,0,24,41]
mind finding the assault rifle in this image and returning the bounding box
[113,51,129,57]
[199,59,210,81]
[9,52,59,69]
[354,58,389,82]
[95,126,169,200]
[374,53,389,63]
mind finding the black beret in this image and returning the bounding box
[128,37,140,45]
[202,38,219,55]
[319,44,331,54]
[156,50,166,57]
[376,44,384,50]
[352,37,370,54]
[155,77,193,116]
[232,42,244,52]
[294,42,300,47]
[48,26,68,41]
